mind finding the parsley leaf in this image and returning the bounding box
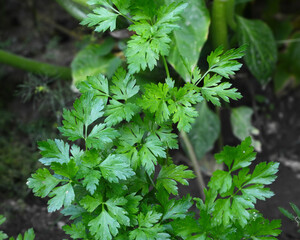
[200,74,242,106]
[89,210,120,240]
[156,164,195,195]
[27,168,61,198]
[104,68,141,126]
[48,183,75,212]
[118,125,166,174]
[129,211,170,240]
[206,138,280,227]
[207,45,246,79]
[63,222,88,239]
[59,93,105,141]
[100,154,135,183]
[162,195,193,221]
[87,197,130,240]
[86,124,119,150]
[81,5,119,32]
[38,139,70,165]
[126,2,187,73]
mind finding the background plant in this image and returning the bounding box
[279,203,300,233]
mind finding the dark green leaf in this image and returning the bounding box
[237,16,277,85]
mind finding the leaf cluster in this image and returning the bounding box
[26,1,282,239]
[81,0,188,73]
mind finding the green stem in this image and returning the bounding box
[55,0,88,21]
[0,49,72,80]
[180,131,206,200]
[226,0,237,31]
[216,106,223,151]
[162,55,170,79]
[71,0,89,8]
[211,0,229,49]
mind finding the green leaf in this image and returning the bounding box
[187,101,220,161]
[156,164,195,195]
[126,31,169,74]
[162,195,193,221]
[89,210,120,240]
[155,125,178,149]
[51,159,79,179]
[290,203,300,217]
[11,229,35,240]
[27,168,61,198]
[169,84,203,132]
[71,40,121,87]
[156,2,188,25]
[201,74,242,106]
[125,193,143,225]
[110,68,140,100]
[105,197,130,226]
[80,194,103,212]
[139,135,166,174]
[82,169,102,194]
[78,74,110,104]
[140,82,171,124]
[231,106,261,151]
[278,207,294,220]
[100,154,135,183]
[0,216,8,240]
[126,2,187,73]
[247,162,279,185]
[274,32,300,93]
[167,0,210,82]
[81,6,119,32]
[208,170,232,195]
[214,137,256,171]
[48,183,75,212]
[0,231,8,240]
[0,215,6,226]
[245,212,281,239]
[129,211,170,240]
[105,100,140,126]
[237,16,277,85]
[118,126,166,174]
[206,45,246,79]
[86,124,119,150]
[38,139,70,166]
[104,68,141,126]
[63,222,88,239]
[61,205,86,220]
[59,93,105,141]
[171,216,200,239]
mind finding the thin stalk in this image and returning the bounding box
[211,0,229,49]
[71,0,90,8]
[55,0,88,21]
[162,55,170,79]
[37,14,84,40]
[180,131,206,200]
[226,0,237,31]
[216,106,223,151]
[0,49,72,80]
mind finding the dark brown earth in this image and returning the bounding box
[0,0,299,239]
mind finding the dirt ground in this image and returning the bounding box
[0,0,300,239]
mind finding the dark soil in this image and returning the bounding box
[1,0,300,239]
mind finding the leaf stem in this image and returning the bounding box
[211,0,229,49]
[0,49,72,80]
[180,130,206,200]
[55,0,88,21]
[162,55,170,79]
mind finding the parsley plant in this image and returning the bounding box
[27,1,281,239]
